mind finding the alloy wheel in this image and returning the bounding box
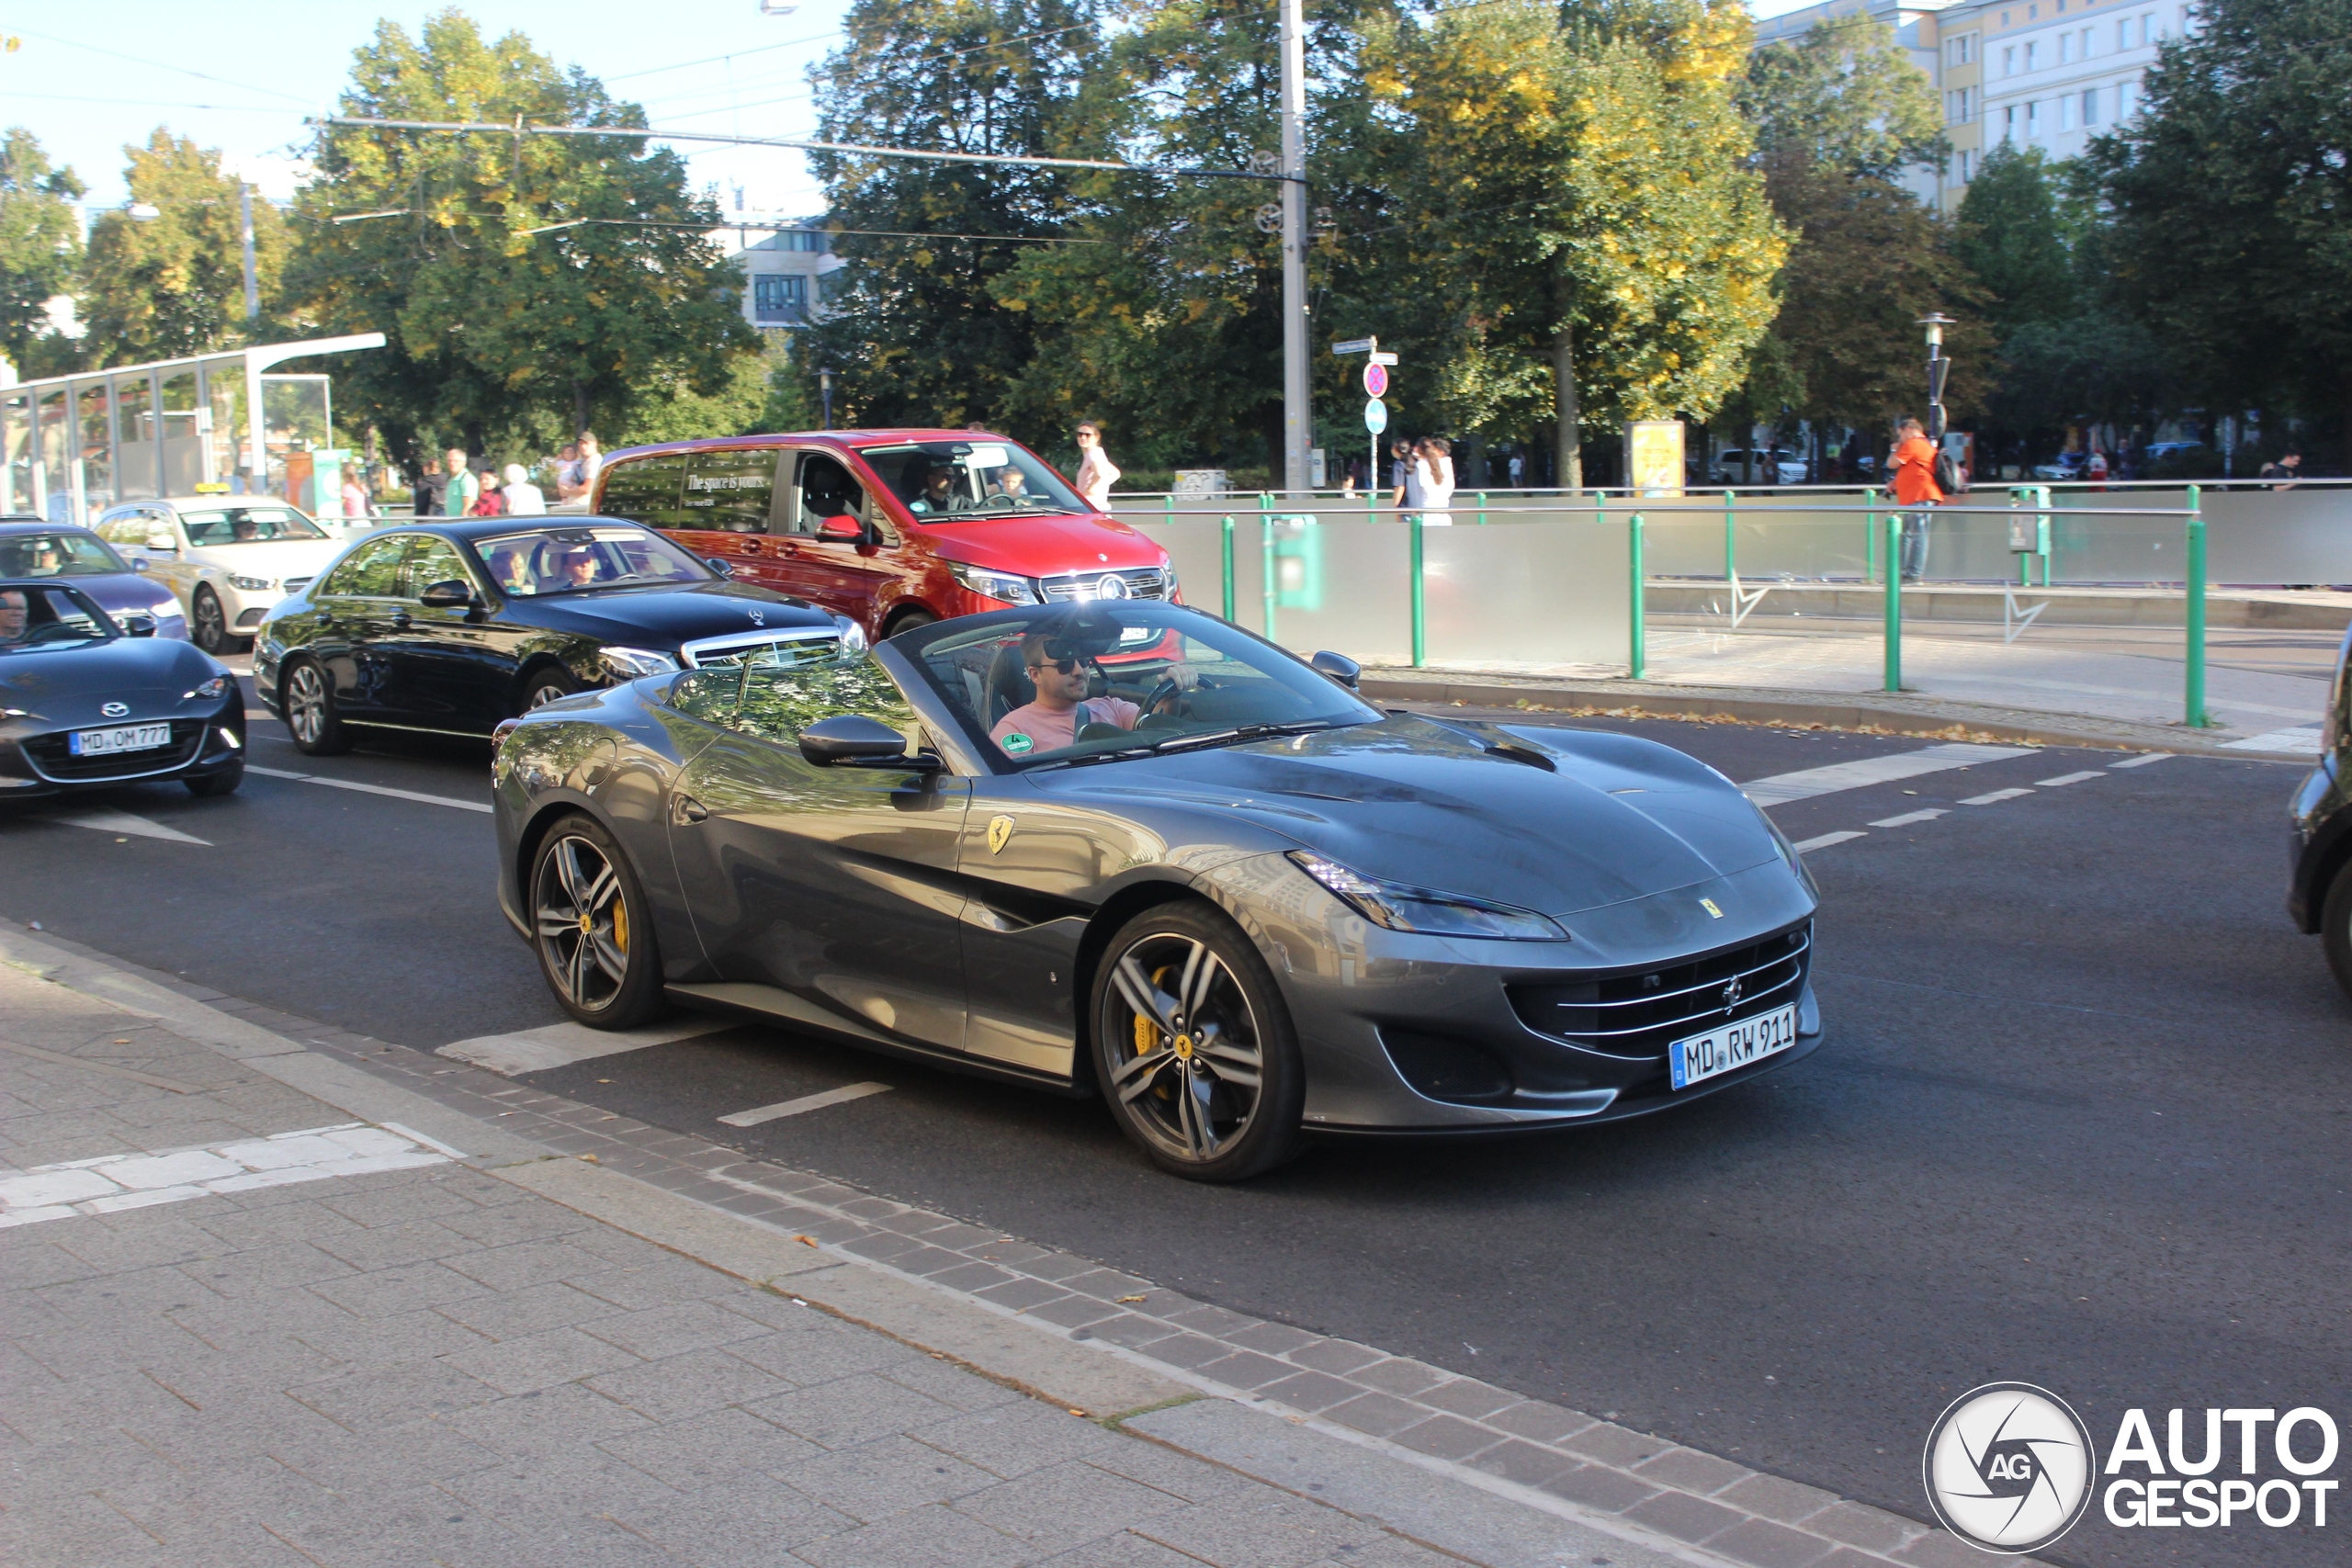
[526,681,573,710]
[534,833,630,1012]
[194,591,226,652]
[1105,933,1265,1163]
[287,663,327,745]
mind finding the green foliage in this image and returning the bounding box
[1740,13,1949,180]
[0,129,84,373]
[795,0,1103,434]
[79,130,286,367]
[2081,0,2352,446]
[616,340,791,446]
[1952,145,2076,333]
[285,7,754,479]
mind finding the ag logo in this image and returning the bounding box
[986,814,1016,854]
[1923,1382,2098,1554]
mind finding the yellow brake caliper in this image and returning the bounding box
[611,896,628,956]
[1139,964,1173,1099]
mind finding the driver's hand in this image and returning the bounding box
[1165,664,1200,693]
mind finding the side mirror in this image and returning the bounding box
[118,612,158,637]
[798,714,939,771]
[1310,649,1363,689]
[131,558,152,574]
[704,556,735,578]
[418,579,476,610]
[147,534,177,553]
[817,513,865,544]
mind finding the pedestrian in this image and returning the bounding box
[1072,420,1120,511]
[1508,451,1525,490]
[1390,438,1419,510]
[469,465,505,518]
[1890,417,1942,582]
[440,449,480,518]
[502,462,546,515]
[2086,448,2109,491]
[552,442,582,499]
[340,471,370,523]
[1415,436,1456,525]
[558,435,602,503]
[2260,449,2302,491]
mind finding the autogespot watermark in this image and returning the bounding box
[1923,1386,2342,1554]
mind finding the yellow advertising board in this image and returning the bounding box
[1625,420,1684,498]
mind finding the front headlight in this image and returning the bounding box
[1288,852,1568,942]
[833,615,869,655]
[229,574,273,592]
[948,561,1039,605]
[601,646,681,681]
[183,674,232,702]
[1159,554,1180,593]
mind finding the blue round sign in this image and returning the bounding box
[1363,397,1388,434]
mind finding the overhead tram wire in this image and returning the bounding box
[639,20,1102,117]
[514,216,1102,243]
[319,117,1292,185]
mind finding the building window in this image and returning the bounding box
[2062,94,2078,130]
[2005,105,2019,141]
[2004,44,2017,73]
[2026,39,2041,69]
[776,230,827,254]
[2028,99,2042,137]
[1949,32,1975,65]
[2082,27,2095,55]
[752,273,808,324]
[2061,32,2075,62]
[1958,149,1975,182]
[2119,79,2137,117]
[2001,8,2012,25]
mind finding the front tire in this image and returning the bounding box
[521,664,582,713]
[282,659,352,756]
[1090,902,1304,1182]
[883,608,935,639]
[192,587,231,654]
[530,814,666,1030]
[2321,861,2352,1001]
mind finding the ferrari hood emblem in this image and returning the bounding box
[1699,897,1724,919]
[986,815,1016,855]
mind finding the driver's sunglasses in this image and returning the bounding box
[1028,656,1080,676]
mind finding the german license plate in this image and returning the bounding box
[1668,1003,1799,1090]
[69,722,172,757]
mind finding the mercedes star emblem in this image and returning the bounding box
[1096,574,1129,600]
[747,608,765,626]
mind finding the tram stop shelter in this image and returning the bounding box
[1,333,387,528]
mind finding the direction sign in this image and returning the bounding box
[1364,397,1388,434]
[1331,337,1376,355]
[1363,363,1389,398]
[1368,352,1398,366]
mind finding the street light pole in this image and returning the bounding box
[1278,0,1310,499]
[1917,312,1954,445]
[819,367,835,431]
[240,183,260,323]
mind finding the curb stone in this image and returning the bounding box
[0,917,2043,1568]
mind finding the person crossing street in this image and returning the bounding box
[1891,417,1942,582]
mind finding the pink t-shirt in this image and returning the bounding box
[990,695,1140,756]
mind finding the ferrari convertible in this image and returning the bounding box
[491,600,1823,1179]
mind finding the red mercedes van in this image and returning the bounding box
[590,429,1178,640]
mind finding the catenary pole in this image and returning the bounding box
[1278,0,1310,498]
[240,184,259,321]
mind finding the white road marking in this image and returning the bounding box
[247,763,491,814]
[2221,725,2325,755]
[718,1082,893,1127]
[37,808,211,846]
[1959,787,2035,806]
[2109,752,2173,768]
[2035,771,2107,786]
[1739,742,2039,807]
[1869,808,1949,828]
[435,1017,731,1077]
[1791,830,1867,854]
[0,1122,449,1230]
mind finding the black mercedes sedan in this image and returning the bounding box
[252,517,860,755]
[490,598,1824,1181]
[0,579,244,799]
[2289,626,2352,995]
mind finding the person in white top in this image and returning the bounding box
[502,463,547,515]
[1072,421,1120,510]
[1416,435,1455,525]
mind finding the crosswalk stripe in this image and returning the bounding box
[1790,830,1867,854]
[718,1082,893,1127]
[436,1017,732,1077]
[1738,743,2039,807]
[1959,787,2035,806]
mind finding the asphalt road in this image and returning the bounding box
[3,687,2344,1568]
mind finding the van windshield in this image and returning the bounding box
[859,441,1084,521]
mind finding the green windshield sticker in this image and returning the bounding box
[1001,732,1034,754]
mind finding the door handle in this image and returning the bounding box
[390,611,413,629]
[671,795,709,825]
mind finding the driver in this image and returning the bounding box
[0,589,27,644]
[989,632,1140,755]
[24,540,64,576]
[231,514,262,542]
[908,465,959,514]
[555,545,604,590]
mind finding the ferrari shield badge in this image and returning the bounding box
[987,815,1017,855]
[1699,897,1724,919]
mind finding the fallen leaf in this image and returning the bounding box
[796,1235,819,1246]
[579,1154,598,1163]
[1116,1294,1147,1303]
[1067,1408,1089,1417]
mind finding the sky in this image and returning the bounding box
[7,0,1826,217]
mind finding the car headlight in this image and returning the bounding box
[833,615,869,655]
[601,647,681,681]
[1159,554,1179,592]
[948,561,1039,605]
[183,674,232,701]
[229,574,273,592]
[1288,852,1568,941]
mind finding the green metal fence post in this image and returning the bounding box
[1863,485,1879,583]
[1724,489,1736,582]
[2186,483,2209,728]
[1883,511,1903,692]
[1409,513,1427,667]
[1262,505,1278,642]
[1629,511,1646,679]
[1220,513,1235,621]
[1476,491,1487,526]
[1162,492,1173,525]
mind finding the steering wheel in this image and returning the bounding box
[1145,672,1204,717]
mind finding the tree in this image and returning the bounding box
[78,130,285,367]
[0,129,84,375]
[1739,12,1947,181]
[2082,0,2352,458]
[287,7,752,478]
[797,0,1102,434]
[1951,144,2075,334]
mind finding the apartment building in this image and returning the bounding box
[1750,0,2196,210]
[706,215,842,331]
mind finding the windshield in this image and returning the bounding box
[860,439,1086,521]
[0,530,130,578]
[899,602,1382,768]
[470,523,714,597]
[179,506,328,545]
[0,583,116,654]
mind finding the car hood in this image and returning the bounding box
[1034,715,1786,918]
[505,581,835,649]
[188,539,340,580]
[44,572,184,626]
[925,513,1167,576]
[0,637,229,725]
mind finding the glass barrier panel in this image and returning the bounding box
[263,375,331,500]
[37,389,69,522]
[77,380,114,515]
[1638,495,1872,582]
[2,393,27,514]
[166,369,207,494]
[114,373,159,501]
[2198,488,2352,585]
[1257,517,1414,666]
[1424,512,1629,668]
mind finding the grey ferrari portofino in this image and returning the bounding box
[492,600,1822,1179]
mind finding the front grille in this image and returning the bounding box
[677,627,842,670]
[1039,567,1170,603]
[282,576,314,594]
[20,719,208,783]
[1509,922,1811,1060]
[236,608,268,627]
